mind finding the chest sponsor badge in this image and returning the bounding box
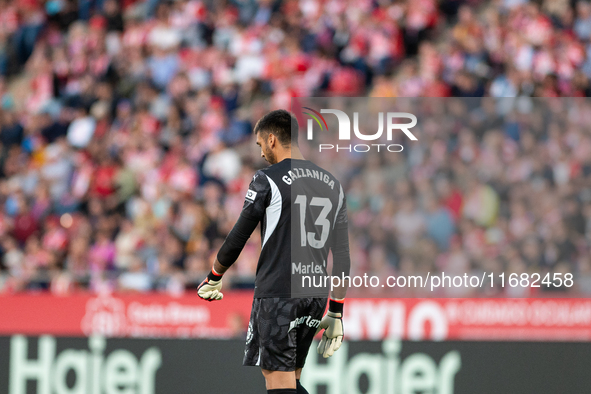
[245,189,257,202]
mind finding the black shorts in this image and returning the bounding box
[243,297,327,371]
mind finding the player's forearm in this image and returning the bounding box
[330,255,350,300]
[215,214,259,269]
[331,283,349,301]
[212,259,229,275]
[331,224,351,300]
[330,259,350,299]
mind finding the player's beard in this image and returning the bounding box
[263,144,277,164]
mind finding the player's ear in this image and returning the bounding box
[268,133,276,148]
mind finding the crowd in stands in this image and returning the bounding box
[302,97,591,296]
[0,0,590,294]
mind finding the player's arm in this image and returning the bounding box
[198,171,270,301]
[318,184,350,357]
[196,214,260,301]
[330,184,351,300]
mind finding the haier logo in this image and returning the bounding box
[303,108,418,153]
[301,340,461,394]
[9,335,161,394]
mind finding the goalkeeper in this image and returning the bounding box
[198,110,351,394]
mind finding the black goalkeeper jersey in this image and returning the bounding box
[218,158,350,298]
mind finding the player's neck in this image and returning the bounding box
[277,146,305,162]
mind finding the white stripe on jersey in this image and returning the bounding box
[262,175,282,248]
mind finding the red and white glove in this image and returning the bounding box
[197,269,224,301]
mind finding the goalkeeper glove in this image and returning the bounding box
[197,269,223,301]
[317,299,344,358]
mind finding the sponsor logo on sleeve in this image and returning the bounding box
[245,190,257,202]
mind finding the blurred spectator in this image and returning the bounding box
[118,256,151,292]
[424,195,455,251]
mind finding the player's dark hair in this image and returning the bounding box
[254,109,299,146]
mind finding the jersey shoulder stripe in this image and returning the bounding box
[262,175,282,248]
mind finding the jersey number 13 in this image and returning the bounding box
[294,195,332,249]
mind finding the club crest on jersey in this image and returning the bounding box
[245,189,257,202]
